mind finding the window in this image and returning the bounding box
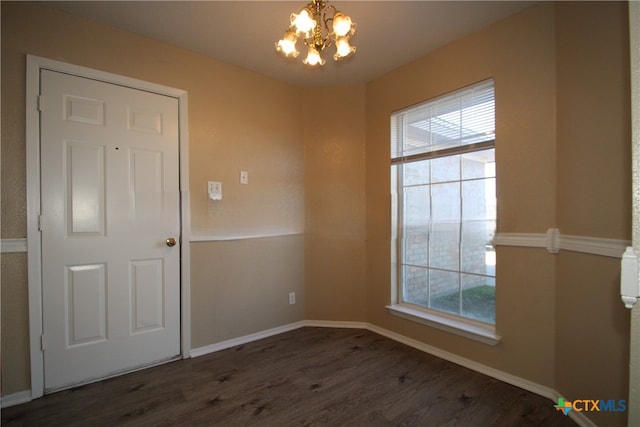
[391,80,496,332]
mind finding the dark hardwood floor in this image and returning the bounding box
[2,327,576,426]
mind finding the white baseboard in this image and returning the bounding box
[365,323,556,399]
[1,390,32,408]
[189,321,305,358]
[546,389,599,427]
[304,319,368,329]
[189,320,367,358]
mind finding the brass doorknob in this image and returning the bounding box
[166,237,177,247]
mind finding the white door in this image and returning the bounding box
[40,69,181,391]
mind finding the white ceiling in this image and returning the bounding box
[43,1,536,87]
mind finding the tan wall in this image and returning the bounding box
[366,3,558,386]
[555,3,630,426]
[0,254,30,394]
[304,86,367,321]
[1,2,304,395]
[556,252,629,426]
[190,236,305,347]
[556,1,631,240]
[367,2,631,425]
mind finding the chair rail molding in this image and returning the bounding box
[495,229,629,258]
[1,238,28,253]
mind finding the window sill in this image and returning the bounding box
[386,304,501,346]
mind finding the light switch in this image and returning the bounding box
[208,181,222,200]
[240,170,249,185]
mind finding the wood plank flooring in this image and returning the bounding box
[2,327,576,426]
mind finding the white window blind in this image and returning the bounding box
[391,80,495,163]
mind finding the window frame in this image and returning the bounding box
[388,80,500,345]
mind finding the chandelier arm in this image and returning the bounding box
[322,5,338,42]
[323,6,336,27]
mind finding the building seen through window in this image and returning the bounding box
[391,79,496,325]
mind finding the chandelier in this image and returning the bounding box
[275,0,356,66]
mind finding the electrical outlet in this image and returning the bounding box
[289,292,296,305]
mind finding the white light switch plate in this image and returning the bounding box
[208,181,222,200]
[240,170,249,185]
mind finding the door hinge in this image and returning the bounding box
[38,215,44,231]
[38,95,44,112]
[41,334,47,351]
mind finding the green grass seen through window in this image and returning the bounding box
[431,285,495,324]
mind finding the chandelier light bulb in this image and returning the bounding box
[291,8,316,35]
[332,12,353,37]
[334,36,355,60]
[275,30,300,57]
[303,47,325,66]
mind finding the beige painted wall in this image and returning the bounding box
[556,252,629,426]
[304,86,367,322]
[1,1,304,395]
[366,2,558,386]
[366,4,631,425]
[555,3,631,426]
[556,1,631,240]
[0,254,30,394]
[190,236,305,347]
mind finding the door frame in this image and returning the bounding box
[25,55,192,399]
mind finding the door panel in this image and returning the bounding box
[66,141,106,235]
[41,69,180,391]
[64,94,105,126]
[130,148,164,225]
[130,259,164,333]
[67,263,107,346]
